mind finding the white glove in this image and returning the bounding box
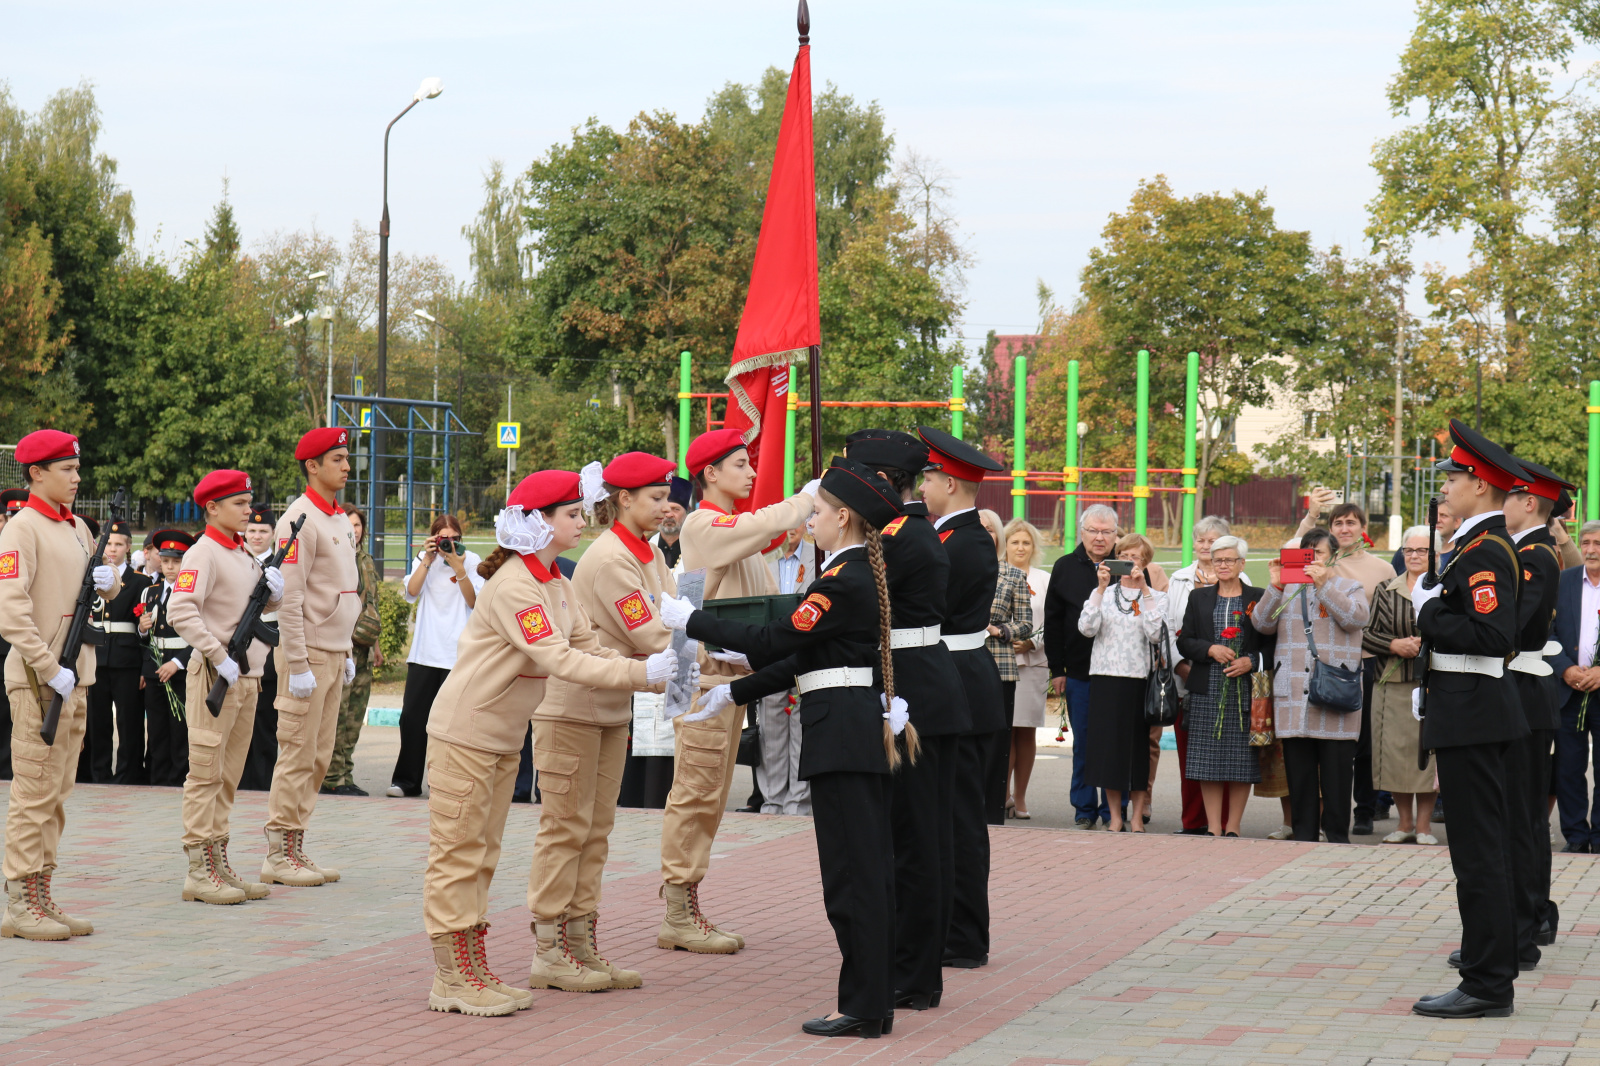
[287,670,317,699]
[216,657,240,688]
[659,595,695,630]
[800,478,822,500]
[1412,578,1444,622]
[711,649,750,670]
[882,693,910,735]
[92,565,116,593]
[1411,686,1423,722]
[688,683,734,722]
[263,565,284,599]
[645,649,677,684]
[46,666,76,697]
[343,656,357,684]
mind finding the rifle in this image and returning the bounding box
[205,513,305,716]
[1416,494,1439,771]
[42,487,127,745]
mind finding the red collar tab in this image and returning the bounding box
[305,486,344,515]
[610,523,655,565]
[204,526,244,550]
[24,495,71,522]
[697,501,729,516]
[521,553,558,583]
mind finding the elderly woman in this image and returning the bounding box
[1002,519,1050,819]
[1176,536,1268,836]
[979,510,1034,824]
[1078,533,1168,831]
[1250,527,1371,843]
[1363,525,1437,844]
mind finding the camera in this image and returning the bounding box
[1105,559,1135,577]
[436,537,457,555]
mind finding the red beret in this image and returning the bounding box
[603,452,676,490]
[193,469,252,506]
[15,430,80,466]
[508,470,582,512]
[295,426,351,461]
[685,428,748,475]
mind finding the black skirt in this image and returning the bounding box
[1083,675,1150,792]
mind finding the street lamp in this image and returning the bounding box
[1449,287,1486,432]
[1379,238,1406,545]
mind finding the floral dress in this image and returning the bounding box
[1183,594,1260,783]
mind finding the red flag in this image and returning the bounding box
[724,40,818,513]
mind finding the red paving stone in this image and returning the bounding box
[1,827,1308,1065]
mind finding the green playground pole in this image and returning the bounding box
[1589,381,1600,521]
[1134,349,1150,534]
[784,365,798,498]
[1064,360,1080,552]
[1012,354,1027,521]
[677,350,692,477]
[951,365,965,439]
[1182,351,1199,566]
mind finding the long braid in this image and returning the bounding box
[866,529,919,768]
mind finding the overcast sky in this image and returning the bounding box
[7,1,1501,351]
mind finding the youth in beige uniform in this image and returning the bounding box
[0,430,119,941]
[421,469,677,1017]
[166,469,281,905]
[266,427,360,886]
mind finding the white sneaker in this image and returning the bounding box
[1266,824,1293,840]
[1382,829,1417,844]
[386,785,404,798]
[1415,833,1440,845]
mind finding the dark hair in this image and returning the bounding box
[429,513,461,537]
[863,463,913,498]
[24,458,71,485]
[1301,527,1333,555]
[1327,502,1367,527]
[690,450,743,493]
[478,504,560,580]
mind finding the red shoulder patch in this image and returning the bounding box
[711,514,739,528]
[1468,571,1494,587]
[881,516,908,537]
[279,538,300,564]
[938,530,953,543]
[823,563,846,578]
[1472,585,1498,614]
[174,570,199,593]
[805,592,832,612]
[791,598,827,632]
[614,590,652,631]
[516,604,553,643]
[1524,569,1532,582]
[0,551,17,580]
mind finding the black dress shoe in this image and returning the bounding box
[1351,817,1374,836]
[1447,949,1537,972]
[1411,987,1512,1018]
[333,783,368,797]
[1535,921,1557,946]
[1562,841,1590,854]
[894,990,941,1010]
[511,792,533,804]
[734,806,760,813]
[942,955,986,968]
[1173,826,1209,835]
[801,1015,884,1038]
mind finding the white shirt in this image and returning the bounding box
[1452,509,1504,546]
[1582,569,1600,669]
[404,550,486,669]
[933,506,975,530]
[774,550,804,594]
[1511,524,1537,544]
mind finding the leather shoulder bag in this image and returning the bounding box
[1301,587,1362,714]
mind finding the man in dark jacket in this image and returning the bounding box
[1044,503,1120,828]
[87,518,152,783]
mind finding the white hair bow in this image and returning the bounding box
[579,461,609,516]
[881,694,909,735]
[495,505,553,554]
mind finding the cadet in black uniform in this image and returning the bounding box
[87,518,152,784]
[141,529,196,787]
[663,456,913,1039]
[1412,420,1529,1018]
[845,429,970,1011]
[239,503,279,791]
[0,489,29,779]
[916,426,1005,970]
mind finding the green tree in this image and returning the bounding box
[461,160,530,298]
[204,181,241,262]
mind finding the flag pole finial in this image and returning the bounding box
[798,0,810,44]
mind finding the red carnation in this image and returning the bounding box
[131,603,145,618]
[1219,626,1241,640]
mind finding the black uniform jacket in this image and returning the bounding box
[878,501,970,737]
[1513,526,1562,730]
[1418,514,1529,749]
[96,563,152,671]
[686,545,890,779]
[935,509,1004,735]
[141,580,192,677]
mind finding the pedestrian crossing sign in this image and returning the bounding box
[360,407,372,429]
[497,422,521,449]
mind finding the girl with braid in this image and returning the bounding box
[661,456,915,1039]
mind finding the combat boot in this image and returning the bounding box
[286,829,340,883]
[1,875,71,941]
[527,919,612,992]
[39,865,93,935]
[210,837,270,900]
[657,882,739,954]
[566,911,642,989]
[259,827,325,887]
[429,929,517,1016]
[689,881,744,950]
[468,922,533,1009]
[182,844,246,905]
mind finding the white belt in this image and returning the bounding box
[103,622,137,634]
[1508,640,1563,677]
[1429,652,1503,678]
[942,630,989,652]
[261,611,278,623]
[890,625,942,649]
[152,636,190,652]
[795,667,873,694]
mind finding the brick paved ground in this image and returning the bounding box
[2,782,1599,1065]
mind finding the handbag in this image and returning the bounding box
[1301,589,1362,714]
[1249,667,1275,747]
[1144,620,1180,726]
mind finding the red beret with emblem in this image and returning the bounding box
[507,470,582,512]
[603,452,676,490]
[193,469,253,506]
[294,426,352,461]
[15,430,80,466]
[684,428,748,475]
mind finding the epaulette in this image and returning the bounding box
[823,563,846,579]
[881,516,907,537]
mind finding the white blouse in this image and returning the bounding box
[1078,584,1169,679]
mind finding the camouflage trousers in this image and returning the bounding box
[324,643,373,790]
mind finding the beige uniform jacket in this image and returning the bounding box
[275,489,360,673]
[0,501,120,690]
[680,494,814,600]
[427,552,651,754]
[541,524,678,727]
[165,527,282,678]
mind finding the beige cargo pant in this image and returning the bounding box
[3,684,87,881]
[181,655,260,846]
[659,700,744,885]
[265,647,343,832]
[422,736,519,938]
[527,718,627,921]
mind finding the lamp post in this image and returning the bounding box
[1378,239,1406,548]
[1450,287,1486,431]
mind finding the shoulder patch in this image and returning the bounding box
[711,514,739,528]
[0,551,17,580]
[823,563,846,578]
[174,570,199,593]
[881,516,908,537]
[1524,569,1533,582]
[938,530,953,543]
[1468,571,1494,587]
[516,604,553,644]
[805,592,833,612]
[614,590,652,631]
[791,596,829,631]
[279,538,300,564]
[1472,584,1498,614]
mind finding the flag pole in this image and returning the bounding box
[799,0,822,478]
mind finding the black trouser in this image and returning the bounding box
[1507,726,1554,959]
[619,754,675,809]
[1282,736,1357,843]
[812,769,895,1021]
[1352,660,1378,820]
[1435,741,1518,1003]
[891,731,957,998]
[0,683,11,778]
[393,664,450,794]
[987,685,1016,825]
[90,667,146,784]
[145,667,189,787]
[947,729,1004,962]
[239,655,278,790]
[515,723,534,801]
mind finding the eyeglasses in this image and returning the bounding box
[1083,527,1117,537]
[1401,547,1430,556]
[1212,557,1242,566]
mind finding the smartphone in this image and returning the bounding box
[1106,559,1135,577]
[1279,548,1313,584]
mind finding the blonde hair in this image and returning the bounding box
[1001,519,1043,567]
[978,509,1005,554]
[1114,532,1154,565]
